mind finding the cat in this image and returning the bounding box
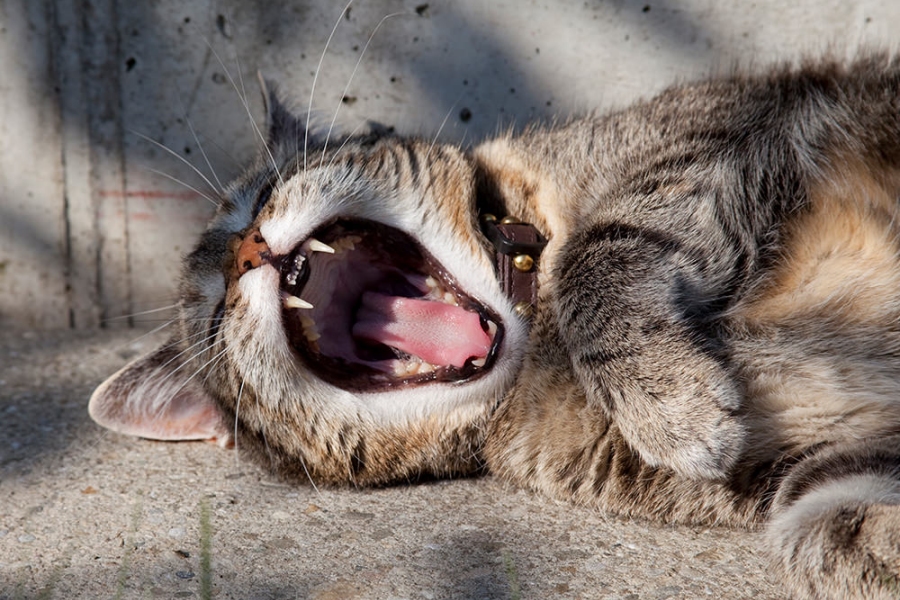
[88,53,900,599]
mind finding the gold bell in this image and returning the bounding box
[512,254,534,272]
[500,215,521,224]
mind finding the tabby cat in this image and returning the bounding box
[90,54,900,599]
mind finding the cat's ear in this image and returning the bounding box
[258,74,307,150]
[88,339,231,446]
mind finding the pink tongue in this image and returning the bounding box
[353,292,491,368]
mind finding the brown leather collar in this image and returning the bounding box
[480,214,548,321]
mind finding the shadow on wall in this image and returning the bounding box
[6,0,884,329]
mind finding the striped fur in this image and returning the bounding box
[90,54,900,598]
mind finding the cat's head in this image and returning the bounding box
[88,89,531,485]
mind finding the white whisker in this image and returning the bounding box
[130,130,223,199]
[205,41,284,187]
[141,166,221,207]
[103,304,180,322]
[185,117,225,192]
[233,379,245,462]
[166,345,229,402]
[427,93,465,161]
[305,0,354,172]
[321,11,406,159]
[325,121,367,171]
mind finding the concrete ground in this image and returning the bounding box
[0,329,780,599]
[8,1,899,598]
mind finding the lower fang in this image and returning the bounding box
[471,358,486,367]
[284,295,314,309]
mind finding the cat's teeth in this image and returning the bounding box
[417,363,435,374]
[284,295,314,309]
[331,235,361,254]
[487,321,498,337]
[305,238,335,254]
[443,292,458,305]
[298,314,320,342]
[425,276,439,290]
[471,358,486,368]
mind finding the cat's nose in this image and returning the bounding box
[236,229,272,276]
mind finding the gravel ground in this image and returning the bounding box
[0,329,782,599]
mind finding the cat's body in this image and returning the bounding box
[91,54,900,598]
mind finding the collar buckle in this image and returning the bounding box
[480,214,548,321]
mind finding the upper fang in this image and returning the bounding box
[284,295,314,309]
[305,238,335,254]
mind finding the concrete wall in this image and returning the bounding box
[1,0,898,329]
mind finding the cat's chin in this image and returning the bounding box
[278,218,505,392]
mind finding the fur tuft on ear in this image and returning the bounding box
[88,339,231,446]
[258,73,307,150]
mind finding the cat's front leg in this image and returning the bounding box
[554,222,745,479]
[767,438,900,600]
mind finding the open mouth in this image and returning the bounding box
[279,218,504,390]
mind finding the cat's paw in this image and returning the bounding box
[620,381,745,480]
[579,344,745,480]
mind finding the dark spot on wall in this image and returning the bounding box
[642,5,651,12]
[342,96,357,105]
[459,108,472,122]
[125,57,136,71]
[216,14,232,39]
[415,4,430,17]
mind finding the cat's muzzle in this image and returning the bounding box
[256,218,505,391]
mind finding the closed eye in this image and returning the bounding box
[209,299,226,338]
[252,180,276,219]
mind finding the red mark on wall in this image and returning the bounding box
[99,190,206,201]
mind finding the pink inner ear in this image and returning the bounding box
[141,390,230,441]
[88,341,231,445]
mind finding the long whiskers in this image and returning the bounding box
[205,41,284,187]
[102,303,181,322]
[320,11,406,160]
[427,93,466,161]
[304,0,354,173]
[141,166,221,208]
[130,130,223,204]
[184,117,226,193]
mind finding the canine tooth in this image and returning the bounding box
[306,238,335,254]
[284,295,314,309]
[487,321,498,336]
[471,358,486,368]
